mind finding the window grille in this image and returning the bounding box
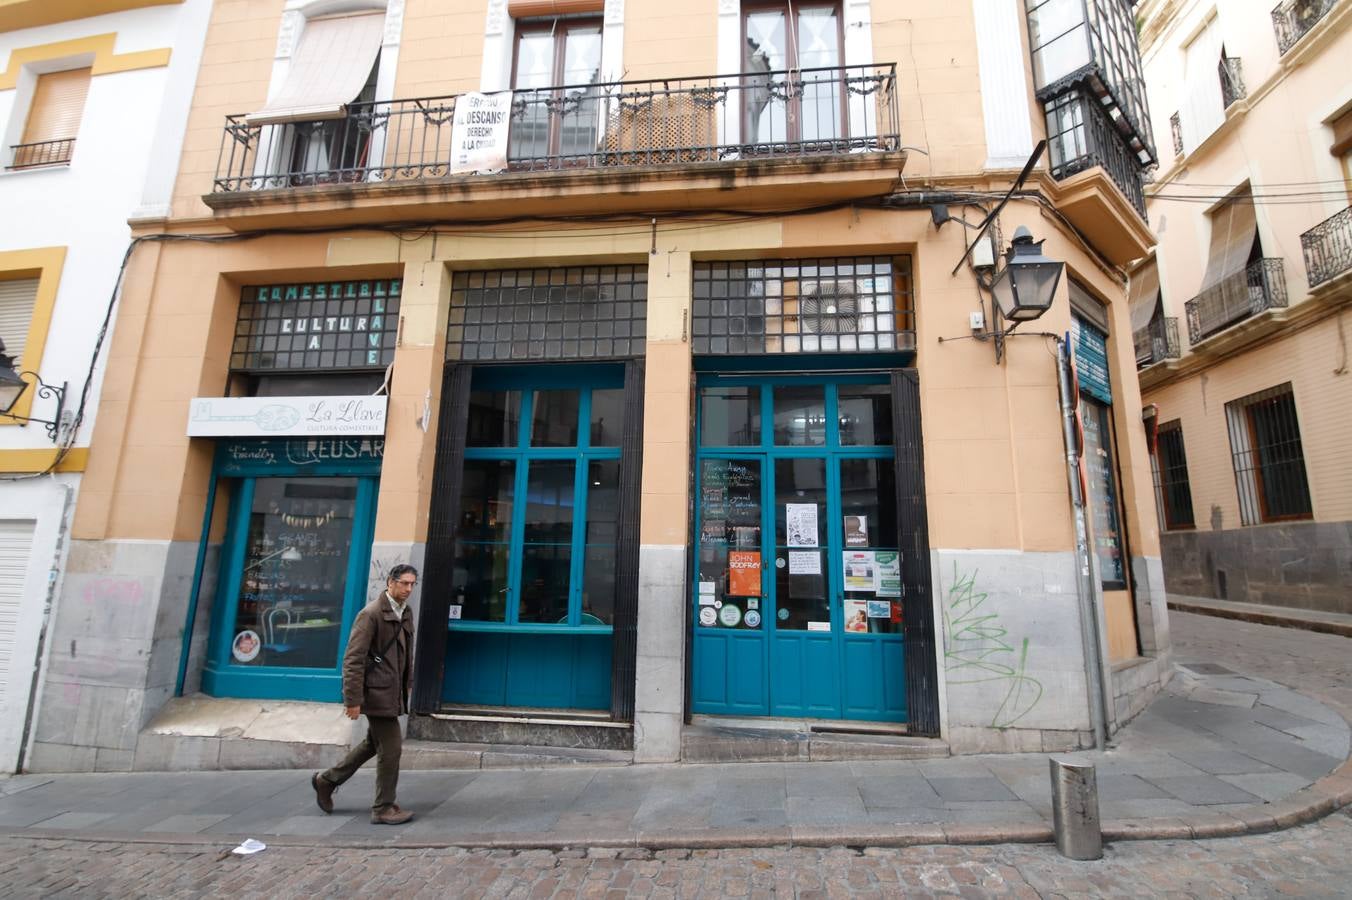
[231,280,401,372]
[690,257,914,356]
[1152,420,1195,530]
[447,266,648,362]
[1224,383,1312,525]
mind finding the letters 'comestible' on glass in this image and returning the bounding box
[231,280,401,372]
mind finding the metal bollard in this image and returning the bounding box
[1049,758,1103,860]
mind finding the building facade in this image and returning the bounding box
[1133,0,1352,613]
[24,0,1170,773]
[0,0,211,773]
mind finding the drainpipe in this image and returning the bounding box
[1055,336,1109,749]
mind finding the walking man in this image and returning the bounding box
[312,564,418,824]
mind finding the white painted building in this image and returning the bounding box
[0,0,211,774]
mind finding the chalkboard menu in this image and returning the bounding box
[699,459,761,545]
[1080,399,1126,588]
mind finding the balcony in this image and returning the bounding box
[1220,57,1247,109]
[1272,0,1337,55]
[6,138,74,170]
[1301,205,1352,289]
[211,65,899,195]
[1045,89,1147,218]
[1185,258,1289,344]
[1134,315,1181,368]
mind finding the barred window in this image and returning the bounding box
[1152,420,1195,530]
[690,257,914,356]
[447,266,647,362]
[231,280,400,372]
[1225,383,1312,525]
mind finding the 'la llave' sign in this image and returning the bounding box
[186,395,388,437]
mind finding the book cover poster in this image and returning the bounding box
[843,551,875,591]
[728,551,762,596]
[874,550,902,597]
[843,515,869,547]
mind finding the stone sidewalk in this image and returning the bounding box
[1,660,1350,850]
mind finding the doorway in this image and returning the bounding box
[691,376,907,722]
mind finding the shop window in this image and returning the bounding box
[454,369,624,627]
[9,68,89,170]
[447,266,647,362]
[231,279,401,373]
[691,257,914,356]
[1072,315,1126,589]
[1152,420,1195,530]
[1225,383,1312,525]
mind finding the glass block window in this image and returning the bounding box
[691,257,914,356]
[231,280,400,373]
[447,266,647,362]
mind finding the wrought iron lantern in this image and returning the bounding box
[990,226,1065,323]
[0,338,67,443]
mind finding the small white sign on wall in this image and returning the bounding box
[187,395,388,437]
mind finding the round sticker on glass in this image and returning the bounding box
[232,629,261,663]
[718,603,742,627]
[775,557,786,569]
[744,610,762,628]
[777,607,790,621]
[698,607,717,627]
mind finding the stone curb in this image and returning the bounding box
[4,674,1350,852]
[1168,599,1352,638]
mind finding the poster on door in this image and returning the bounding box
[728,551,762,596]
[843,515,869,547]
[843,551,875,591]
[874,550,902,597]
[786,503,818,547]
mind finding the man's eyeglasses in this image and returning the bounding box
[394,579,417,588]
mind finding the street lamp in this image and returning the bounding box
[990,226,1065,323]
[0,338,68,443]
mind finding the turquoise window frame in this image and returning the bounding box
[691,372,906,721]
[456,364,624,635]
[200,449,381,702]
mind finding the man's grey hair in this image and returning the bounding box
[388,564,419,583]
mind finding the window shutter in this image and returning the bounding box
[0,278,40,368]
[21,69,91,145]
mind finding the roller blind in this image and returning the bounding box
[245,12,385,126]
[20,68,90,145]
[1180,17,1223,154]
[508,0,603,15]
[1127,257,1161,333]
[1199,189,1258,294]
[0,279,40,368]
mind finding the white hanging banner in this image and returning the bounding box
[187,395,388,437]
[450,91,514,175]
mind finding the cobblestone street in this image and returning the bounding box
[3,810,1350,899]
[2,612,1348,898]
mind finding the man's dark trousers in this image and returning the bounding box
[319,716,401,811]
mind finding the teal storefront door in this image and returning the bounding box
[691,376,907,722]
[200,439,382,701]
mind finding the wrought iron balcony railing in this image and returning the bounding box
[1220,57,1247,109]
[212,64,900,194]
[1134,315,1181,368]
[1301,205,1352,288]
[7,138,75,170]
[1044,89,1147,218]
[1170,111,1184,156]
[1272,0,1336,55]
[1185,258,1288,344]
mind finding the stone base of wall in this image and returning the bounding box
[1161,521,1352,614]
[1108,652,1172,734]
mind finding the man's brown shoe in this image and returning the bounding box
[371,804,413,825]
[312,773,335,814]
